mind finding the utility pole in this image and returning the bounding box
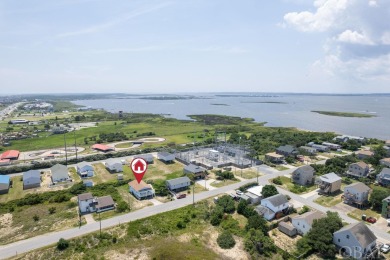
[257,166,259,184]
[99,211,102,237]
[64,133,68,165]
[74,128,78,161]
[192,181,195,206]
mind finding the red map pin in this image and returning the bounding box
[130,158,148,183]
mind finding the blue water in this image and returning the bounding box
[73,94,390,140]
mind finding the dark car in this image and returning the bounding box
[366,217,377,224]
[176,194,186,199]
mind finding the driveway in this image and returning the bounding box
[84,214,95,225]
[149,199,163,206]
[195,179,217,190]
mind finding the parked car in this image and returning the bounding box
[235,190,243,196]
[176,194,186,199]
[381,244,390,253]
[366,217,377,224]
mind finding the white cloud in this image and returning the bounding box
[283,0,349,32]
[283,0,390,85]
[337,30,374,45]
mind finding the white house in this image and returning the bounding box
[255,205,275,221]
[343,182,370,208]
[77,162,94,178]
[291,211,326,235]
[333,222,378,259]
[258,194,289,220]
[105,159,123,173]
[51,164,69,183]
[129,180,155,200]
[166,176,191,192]
[78,193,96,214]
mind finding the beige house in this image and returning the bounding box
[265,152,284,163]
[316,172,342,194]
[346,162,369,178]
[380,158,390,168]
[356,150,374,160]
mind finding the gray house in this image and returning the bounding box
[278,221,297,237]
[333,222,378,259]
[376,168,390,187]
[316,172,342,194]
[184,164,206,179]
[51,164,69,183]
[77,162,94,178]
[157,152,175,163]
[311,144,330,152]
[105,159,123,173]
[134,154,154,164]
[379,158,390,168]
[259,194,289,220]
[166,176,191,192]
[347,162,369,178]
[343,182,370,208]
[23,170,41,190]
[276,145,298,157]
[292,165,315,186]
[299,146,317,155]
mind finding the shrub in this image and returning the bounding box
[217,231,236,249]
[57,238,69,250]
[210,206,224,226]
[48,207,56,214]
[216,195,235,213]
[116,201,129,213]
[272,177,282,185]
[33,215,40,222]
[299,205,310,215]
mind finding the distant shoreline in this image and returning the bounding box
[312,110,376,118]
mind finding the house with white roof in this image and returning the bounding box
[316,172,342,194]
[291,211,326,235]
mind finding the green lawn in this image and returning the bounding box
[347,208,380,222]
[234,169,260,179]
[91,163,118,184]
[314,194,343,207]
[275,165,289,171]
[272,176,317,194]
[210,179,239,188]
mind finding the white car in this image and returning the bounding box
[235,190,243,196]
[381,244,390,253]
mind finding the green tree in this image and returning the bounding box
[217,231,236,249]
[244,228,276,257]
[48,207,56,214]
[261,185,278,198]
[33,215,39,222]
[370,188,390,211]
[216,195,235,213]
[116,201,129,213]
[237,199,248,215]
[304,211,343,258]
[272,177,282,185]
[245,214,268,234]
[210,206,224,226]
[57,238,70,251]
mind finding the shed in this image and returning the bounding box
[278,221,297,237]
[157,152,175,163]
[23,170,41,190]
[83,180,94,187]
[0,175,10,194]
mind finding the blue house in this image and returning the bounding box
[77,162,94,178]
[377,168,390,186]
[0,175,11,194]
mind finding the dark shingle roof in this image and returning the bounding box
[345,182,370,193]
[294,165,315,175]
[184,164,205,173]
[277,145,296,154]
[24,170,40,179]
[336,222,376,248]
[96,196,115,209]
[265,194,288,207]
[78,192,93,201]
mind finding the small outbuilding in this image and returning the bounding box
[0,175,11,194]
[278,221,297,237]
[157,152,175,163]
[23,170,41,190]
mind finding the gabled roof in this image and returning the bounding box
[77,161,93,169]
[134,154,153,161]
[0,175,10,184]
[166,176,191,186]
[78,192,93,201]
[319,172,342,183]
[357,150,374,156]
[292,211,325,226]
[158,152,173,157]
[128,180,153,191]
[264,194,288,207]
[345,182,370,193]
[23,170,40,180]
[51,164,67,172]
[92,144,114,151]
[380,158,390,164]
[105,158,122,166]
[247,186,263,197]
[0,150,20,159]
[96,195,115,208]
[255,205,275,215]
[335,222,376,249]
[294,165,315,175]
[351,161,369,169]
[378,168,390,177]
[184,164,206,173]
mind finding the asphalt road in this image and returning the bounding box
[1,162,389,258]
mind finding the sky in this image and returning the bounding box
[0,0,389,94]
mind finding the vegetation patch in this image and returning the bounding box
[312,110,375,118]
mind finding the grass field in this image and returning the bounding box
[210,179,239,188]
[234,168,260,179]
[0,200,81,245]
[91,163,119,184]
[347,208,380,222]
[314,194,343,207]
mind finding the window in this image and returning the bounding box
[338,239,340,242]
[303,225,305,228]
[346,235,350,239]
